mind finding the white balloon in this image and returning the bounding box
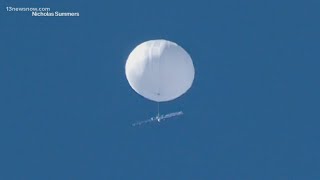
[125,39,195,102]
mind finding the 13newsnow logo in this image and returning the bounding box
[5,6,80,17]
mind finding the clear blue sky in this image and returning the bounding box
[1,0,320,179]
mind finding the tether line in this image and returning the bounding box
[157,102,160,117]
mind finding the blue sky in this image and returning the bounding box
[1,0,320,179]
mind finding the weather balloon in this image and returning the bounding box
[125,39,195,102]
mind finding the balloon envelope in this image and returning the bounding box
[125,39,195,102]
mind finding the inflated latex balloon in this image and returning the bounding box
[125,39,195,102]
